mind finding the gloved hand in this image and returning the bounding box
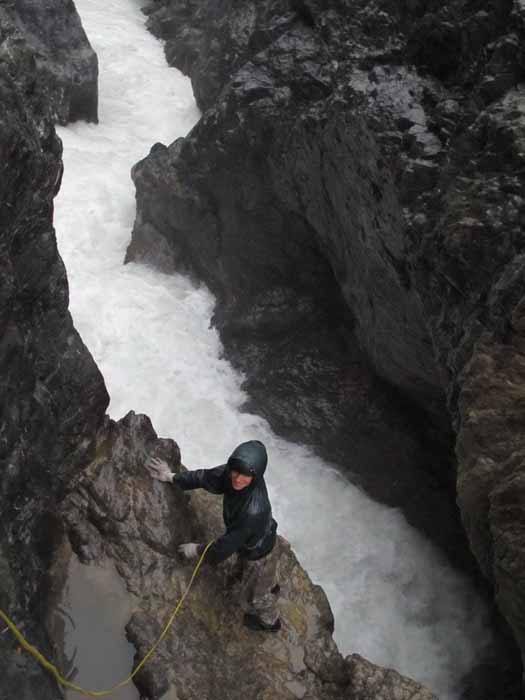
[147,457,175,483]
[178,543,202,561]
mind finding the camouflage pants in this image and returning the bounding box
[230,542,280,625]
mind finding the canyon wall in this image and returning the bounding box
[0,6,106,697]
[128,0,525,689]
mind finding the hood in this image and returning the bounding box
[227,440,267,479]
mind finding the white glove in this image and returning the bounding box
[178,543,201,560]
[147,456,174,483]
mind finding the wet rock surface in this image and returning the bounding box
[3,0,98,124]
[129,127,471,574]
[129,0,525,691]
[0,7,107,699]
[61,411,438,700]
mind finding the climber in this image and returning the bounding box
[147,440,281,633]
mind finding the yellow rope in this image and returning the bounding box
[0,540,215,697]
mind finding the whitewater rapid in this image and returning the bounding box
[53,0,493,697]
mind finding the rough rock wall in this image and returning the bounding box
[61,410,438,700]
[128,4,470,577]
[402,2,525,670]
[0,8,107,699]
[10,0,99,124]
[138,0,445,414]
[128,0,525,686]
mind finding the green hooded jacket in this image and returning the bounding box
[173,440,277,565]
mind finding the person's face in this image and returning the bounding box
[230,470,254,490]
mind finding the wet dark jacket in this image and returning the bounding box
[173,441,277,566]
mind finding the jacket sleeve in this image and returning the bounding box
[203,522,255,566]
[173,465,227,494]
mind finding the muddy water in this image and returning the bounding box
[49,554,140,700]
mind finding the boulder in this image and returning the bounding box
[9,0,98,123]
[61,411,438,700]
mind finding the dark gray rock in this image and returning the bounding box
[128,113,471,572]
[130,0,525,693]
[130,0,460,561]
[0,8,107,699]
[6,0,98,124]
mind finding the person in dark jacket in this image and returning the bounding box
[147,440,281,632]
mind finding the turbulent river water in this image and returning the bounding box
[53,1,494,697]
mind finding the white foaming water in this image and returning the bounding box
[54,1,493,696]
